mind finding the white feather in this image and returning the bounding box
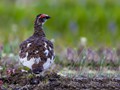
[43,58,54,70]
[44,49,49,56]
[35,51,39,54]
[35,57,41,64]
[19,52,34,69]
[49,47,52,50]
[44,42,47,48]
[27,43,31,48]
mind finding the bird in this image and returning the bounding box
[19,14,55,75]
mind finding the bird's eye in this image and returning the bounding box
[39,17,46,22]
[42,17,47,19]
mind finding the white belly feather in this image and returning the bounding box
[19,52,54,70]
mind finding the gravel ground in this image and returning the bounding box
[0,72,120,90]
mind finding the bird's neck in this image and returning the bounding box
[33,24,46,37]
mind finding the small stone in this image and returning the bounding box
[30,78,40,84]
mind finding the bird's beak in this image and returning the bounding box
[46,16,51,19]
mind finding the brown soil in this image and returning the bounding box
[0,72,120,90]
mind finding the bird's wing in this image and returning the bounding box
[19,37,54,71]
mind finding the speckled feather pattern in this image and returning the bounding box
[19,36,54,71]
[19,14,54,74]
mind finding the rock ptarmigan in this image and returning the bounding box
[19,14,55,75]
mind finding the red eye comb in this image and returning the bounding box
[40,14,48,18]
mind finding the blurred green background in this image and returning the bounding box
[0,0,120,54]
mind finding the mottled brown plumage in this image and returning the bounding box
[19,14,54,74]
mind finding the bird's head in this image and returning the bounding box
[35,14,50,26]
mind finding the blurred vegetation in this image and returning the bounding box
[0,0,120,76]
[0,0,120,49]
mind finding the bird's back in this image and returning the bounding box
[19,36,54,74]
